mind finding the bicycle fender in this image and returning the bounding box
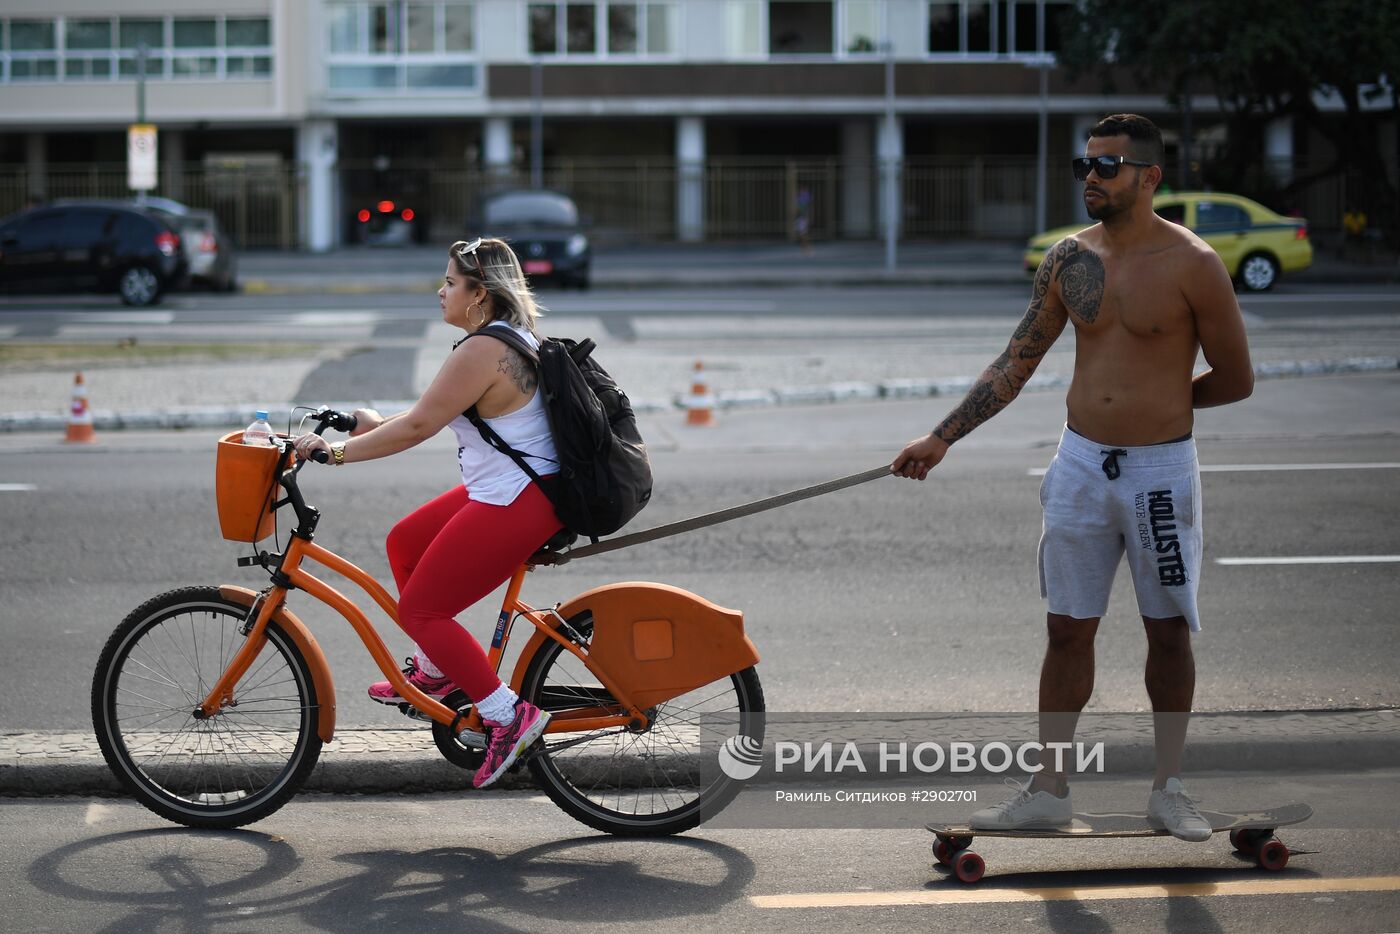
[508,582,759,708]
[220,585,337,743]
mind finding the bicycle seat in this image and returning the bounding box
[528,528,578,565]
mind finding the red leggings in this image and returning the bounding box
[385,483,562,702]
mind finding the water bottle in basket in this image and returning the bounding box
[243,410,275,446]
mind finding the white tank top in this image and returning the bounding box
[447,323,558,506]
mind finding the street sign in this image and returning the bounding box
[127,124,158,191]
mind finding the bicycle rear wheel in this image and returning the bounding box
[521,613,765,836]
[91,586,322,829]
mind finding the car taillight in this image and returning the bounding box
[155,231,179,257]
[199,233,218,253]
[401,208,415,221]
[377,200,395,213]
[1294,225,1308,240]
[357,209,371,223]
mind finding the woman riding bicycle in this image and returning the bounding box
[292,238,560,789]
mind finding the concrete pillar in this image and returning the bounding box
[483,117,513,178]
[163,129,185,201]
[676,116,705,242]
[841,119,874,238]
[1265,117,1294,185]
[24,133,46,202]
[298,119,338,252]
[876,113,903,239]
[1069,114,1097,223]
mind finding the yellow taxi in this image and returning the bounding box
[1023,191,1313,291]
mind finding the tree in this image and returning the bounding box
[1057,0,1400,245]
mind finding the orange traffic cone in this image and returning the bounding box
[684,360,716,427]
[65,372,97,444]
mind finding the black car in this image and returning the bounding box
[474,189,590,289]
[0,201,187,305]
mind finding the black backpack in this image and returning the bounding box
[464,326,652,540]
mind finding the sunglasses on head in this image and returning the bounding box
[1071,155,1155,181]
[457,237,487,279]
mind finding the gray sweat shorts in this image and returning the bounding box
[1037,425,1203,631]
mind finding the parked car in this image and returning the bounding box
[0,201,187,305]
[166,208,238,291]
[108,196,237,291]
[348,198,426,246]
[473,189,591,289]
[1024,191,1313,291]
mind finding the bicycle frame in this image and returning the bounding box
[199,427,758,749]
[198,538,654,741]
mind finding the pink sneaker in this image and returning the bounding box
[472,700,551,789]
[367,657,457,705]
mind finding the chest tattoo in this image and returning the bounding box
[1055,247,1106,323]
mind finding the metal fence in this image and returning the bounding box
[0,162,300,249]
[1,155,1367,248]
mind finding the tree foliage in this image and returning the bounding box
[1057,0,1400,240]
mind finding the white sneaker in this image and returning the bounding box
[968,778,1073,830]
[1147,777,1212,842]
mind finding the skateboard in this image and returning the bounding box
[927,803,1312,883]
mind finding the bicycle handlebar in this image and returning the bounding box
[302,406,358,465]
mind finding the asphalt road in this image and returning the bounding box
[2,375,1397,731]
[4,769,1398,933]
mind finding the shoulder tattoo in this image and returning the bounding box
[498,347,537,394]
[1052,239,1105,323]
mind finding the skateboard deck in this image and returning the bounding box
[927,803,1311,883]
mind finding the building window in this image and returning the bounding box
[0,15,271,83]
[928,1,1069,58]
[841,1,882,55]
[528,2,674,57]
[725,1,765,57]
[1009,0,1071,55]
[326,1,479,93]
[769,1,833,55]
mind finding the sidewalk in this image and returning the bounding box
[4,708,1397,797]
[237,239,1400,294]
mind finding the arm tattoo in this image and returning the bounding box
[1054,242,1104,323]
[932,240,1074,444]
[498,348,537,394]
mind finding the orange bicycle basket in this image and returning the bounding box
[215,430,291,542]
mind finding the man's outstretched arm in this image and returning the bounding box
[892,239,1074,480]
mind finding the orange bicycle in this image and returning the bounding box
[90,407,765,835]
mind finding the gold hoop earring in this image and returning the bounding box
[466,300,484,329]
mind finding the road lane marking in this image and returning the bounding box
[84,802,113,826]
[1216,555,1400,566]
[750,875,1400,909]
[0,483,37,492]
[1027,463,1400,476]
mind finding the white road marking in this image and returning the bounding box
[67,311,175,324]
[0,483,37,492]
[1027,462,1400,476]
[285,312,380,326]
[751,875,1400,909]
[1242,293,1400,304]
[1216,555,1400,566]
[84,802,113,825]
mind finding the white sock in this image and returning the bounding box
[476,682,519,725]
[413,650,445,680]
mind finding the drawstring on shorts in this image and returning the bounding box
[1100,448,1128,480]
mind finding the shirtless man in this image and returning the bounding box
[891,114,1254,841]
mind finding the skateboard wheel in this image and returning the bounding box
[953,850,986,884]
[1257,838,1289,871]
[1229,829,1252,853]
[934,839,954,867]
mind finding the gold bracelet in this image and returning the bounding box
[331,442,346,466]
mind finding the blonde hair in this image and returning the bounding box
[449,238,545,333]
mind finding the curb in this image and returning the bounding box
[2,359,1396,435]
[5,708,1399,797]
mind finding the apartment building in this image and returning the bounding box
[0,1,1307,250]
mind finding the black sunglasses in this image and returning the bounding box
[457,237,487,279]
[1071,155,1155,181]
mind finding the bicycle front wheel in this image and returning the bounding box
[91,586,323,829]
[521,613,765,836]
